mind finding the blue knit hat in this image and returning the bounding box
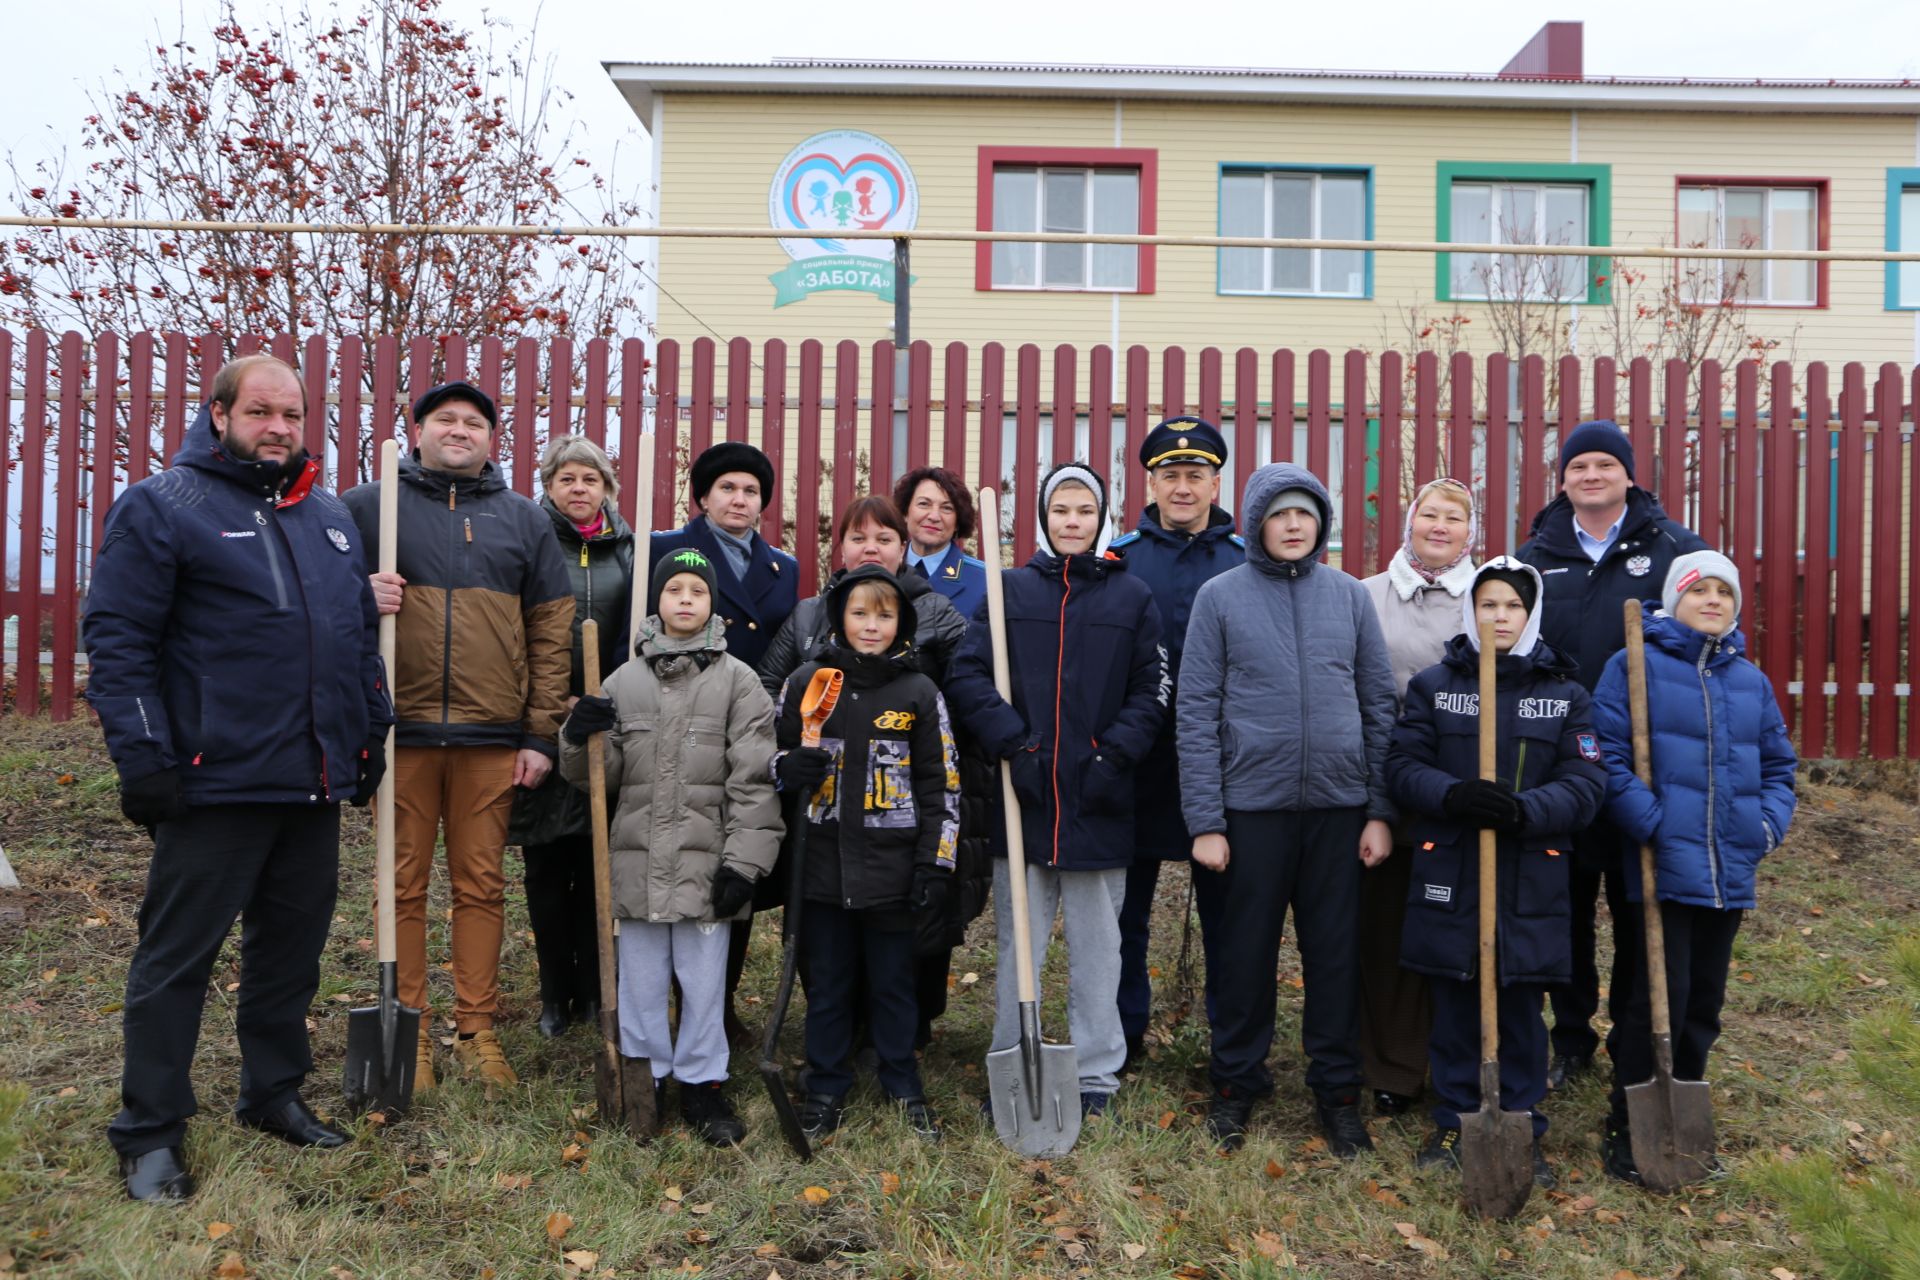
[1559,419,1634,481]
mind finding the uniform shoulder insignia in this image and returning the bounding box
[1110,532,1140,548]
[1228,533,1246,547]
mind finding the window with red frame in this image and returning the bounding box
[1677,182,1824,306]
[976,147,1157,293]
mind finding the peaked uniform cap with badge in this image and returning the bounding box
[1139,416,1228,470]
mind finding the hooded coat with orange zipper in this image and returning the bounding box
[943,486,1168,873]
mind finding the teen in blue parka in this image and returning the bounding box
[1386,558,1604,1174]
[944,461,1166,1105]
[1588,551,1797,1184]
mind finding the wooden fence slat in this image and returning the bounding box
[832,339,860,548]
[1270,349,1295,466]
[978,343,1006,542]
[300,336,329,484]
[0,333,14,636]
[19,330,48,717]
[1232,346,1259,515]
[1412,351,1437,489]
[1910,367,1920,758]
[1342,349,1369,571]
[127,333,153,487]
[1868,364,1903,757]
[162,332,189,462]
[1377,351,1402,575]
[1698,360,1724,545]
[1627,357,1654,496]
[1593,355,1618,423]
[1802,364,1832,756]
[1090,345,1115,504]
[726,336,751,446]
[907,340,932,474]
[1662,359,1689,522]
[653,339,681,532]
[617,339,646,530]
[1448,353,1474,524]
[476,337,503,466]
[1762,362,1797,716]
[1484,352,1511,558]
[1520,354,1547,532]
[1162,346,1187,419]
[1123,346,1149,525]
[871,340,895,495]
[583,337,610,448]
[942,342,969,480]
[51,331,83,719]
[92,331,120,560]
[1731,361,1761,653]
[371,337,401,481]
[690,336,715,463]
[1051,344,1077,470]
[761,340,788,546]
[407,336,435,425]
[1198,346,1224,432]
[512,338,539,497]
[1307,349,1332,486]
[336,337,363,488]
[795,340,824,597]
[1834,363,1867,758]
[1557,354,1582,451]
[1014,343,1041,563]
[442,334,467,385]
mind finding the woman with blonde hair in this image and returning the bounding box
[1356,477,1478,1115]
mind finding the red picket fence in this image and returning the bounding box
[2,328,1915,760]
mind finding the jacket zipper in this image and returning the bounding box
[255,508,290,609]
[1513,738,1528,791]
[441,484,457,733]
[262,500,331,801]
[1294,585,1310,798]
[1049,558,1073,867]
[1697,639,1724,908]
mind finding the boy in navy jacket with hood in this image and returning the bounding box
[1386,557,1605,1188]
[1589,551,1796,1184]
[945,462,1167,1113]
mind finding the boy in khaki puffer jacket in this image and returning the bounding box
[559,548,782,1145]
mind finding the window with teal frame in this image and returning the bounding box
[1435,162,1612,305]
[1884,167,1920,310]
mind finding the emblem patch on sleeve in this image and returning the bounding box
[1423,884,1452,904]
[1576,732,1601,762]
[326,527,353,554]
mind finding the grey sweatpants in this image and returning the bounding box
[616,918,731,1084]
[990,860,1128,1095]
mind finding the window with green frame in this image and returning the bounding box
[1435,162,1612,305]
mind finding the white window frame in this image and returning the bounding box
[1449,181,1591,303]
[1677,184,1820,307]
[990,165,1141,293]
[1219,171,1369,298]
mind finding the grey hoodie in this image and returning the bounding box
[1176,463,1398,834]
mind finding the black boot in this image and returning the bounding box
[680,1082,745,1147]
[121,1147,195,1202]
[1315,1095,1375,1159]
[537,1001,569,1038]
[237,1097,348,1149]
[1206,1087,1255,1152]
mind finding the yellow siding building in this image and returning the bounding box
[608,27,1920,373]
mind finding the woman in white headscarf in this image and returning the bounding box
[1356,477,1478,1116]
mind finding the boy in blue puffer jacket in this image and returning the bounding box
[1589,550,1797,1184]
[945,462,1167,1117]
[1386,558,1605,1189]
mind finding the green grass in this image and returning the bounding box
[3,715,1919,1279]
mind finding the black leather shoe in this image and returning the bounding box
[122,1146,195,1202]
[1547,1052,1593,1091]
[238,1097,349,1149]
[1371,1088,1418,1116]
[537,1001,570,1038]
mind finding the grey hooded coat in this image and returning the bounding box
[1176,463,1399,836]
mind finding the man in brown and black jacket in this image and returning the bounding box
[344,381,574,1089]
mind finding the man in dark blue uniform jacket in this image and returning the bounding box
[84,355,391,1201]
[649,441,798,672]
[1106,418,1242,1067]
[1513,419,1707,1089]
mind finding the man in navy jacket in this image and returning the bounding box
[1106,418,1241,1067]
[85,355,391,1201]
[1514,419,1707,1088]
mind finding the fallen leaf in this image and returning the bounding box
[1611,1272,1640,1280]
[493,1172,533,1191]
[1172,1266,1207,1280]
[878,1172,901,1195]
[684,1229,712,1245]
[766,1271,784,1280]
[1407,1236,1448,1260]
[1063,1242,1088,1261]
[562,1250,598,1273]
[754,1243,780,1257]
[960,972,979,985]
[213,1254,249,1279]
[56,1087,77,1098]
[1156,1111,1176,1130]
[663,1185,685,1202]
[1770,1271,1797,1280]
[1808,906,1823,916]
[801,1186,831,1205]
[206,1222,234,1240]
[1301,1136,1327,1155]
[1593,1208,1624,1225]
[1263,1159,1287,1180]
[56,772,75,785]
[1393,1223,1419,1239]
[1251,1230,1291,1262]
[689,1201,714,1215]
[561,1142,586,1164]
[1121,1243,1147,1261]
[40,969,57,983]
[545,1211,574,1241]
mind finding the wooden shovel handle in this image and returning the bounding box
[1623,600,1676,1042]
[374,439,399,967]
[1477,621,1500,1064]
[582,623,624,1075]
[980,487,1038,1005]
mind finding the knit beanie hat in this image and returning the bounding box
[1264,487,1321,523]
[653,546,718,616]
[689,441,775,504]
[1559,419,1635,481]
[1036,462,1113,557]
[1663,550,1741,619]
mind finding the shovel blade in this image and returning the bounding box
[760,1060,813,1161]
[341,1000,421,1118]
[985,1040,1081,1157]
[1458,1063,1535,1222]
[1625,1074,1716,1192]
[620,1056,658,1140]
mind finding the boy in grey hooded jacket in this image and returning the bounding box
[1177,463,1398,1156]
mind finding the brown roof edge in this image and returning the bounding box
[1499,21,1584,81]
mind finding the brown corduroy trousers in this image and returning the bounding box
[1357,843,1434,1098]
[393,745,519,1033]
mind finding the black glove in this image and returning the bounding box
[1442,779,1525,832]
[562,694,617,745]
[911,865,952,915]
[121,768,187,830]
[710,866,757,918]
[776,746,833,795]
[350,732,388,807]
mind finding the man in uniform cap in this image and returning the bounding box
[1108,417,1242,1069]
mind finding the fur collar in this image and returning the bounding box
[1386,548,1478,602]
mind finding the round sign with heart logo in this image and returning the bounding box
[766,129,919,307]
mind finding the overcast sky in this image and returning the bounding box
[5,0,1919,217]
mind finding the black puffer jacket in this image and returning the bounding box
[509,497,637,847]
[757,567,967,699]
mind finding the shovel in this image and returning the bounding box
[1459,620,1534,1221]
[344,438,422,1117]
[979,486,1082,1159]
[582,620,658,1138]
[760,666,845,1160]
[1622,599,1716,1191]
